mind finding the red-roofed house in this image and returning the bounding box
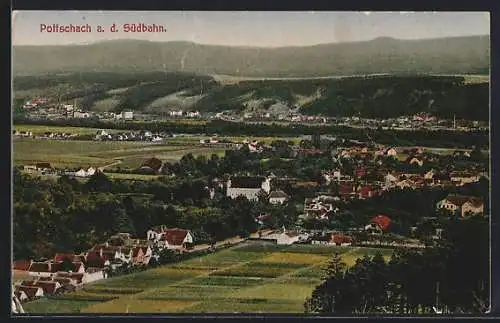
[158,228,194,250]
[365,215,392,234]
[17,286,43,300]
[329,232,353,246]
[85,251,112,268]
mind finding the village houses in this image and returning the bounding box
[436,194,485,217]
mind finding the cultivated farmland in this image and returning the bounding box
[23,243,394,314]
[13,137,225,169]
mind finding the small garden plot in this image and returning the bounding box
[81,299,196,313]
[280,276,323,285]
[82,286,144,295]
[177,298,305,313]
[259,252,328,265]
[211,262,301,278]
[22,298,102,314]
[292,264,328,278]
[284,244,353,255]
[52,291,119,302]
[140,285,231,301]
[189,275,269,287]
[232,283,317,302]
[91,268,207,289]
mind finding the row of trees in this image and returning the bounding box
[305,216,489,314]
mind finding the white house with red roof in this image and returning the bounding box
[147,227,194,250]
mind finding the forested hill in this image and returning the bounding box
[13,73,490,121]
[13,35,489,76]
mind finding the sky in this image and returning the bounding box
[12,11,490,47]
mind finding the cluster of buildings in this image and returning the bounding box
[22,164,99,178]
[168,110,201,118]
[94,130,163,142]
[12,228,194,304]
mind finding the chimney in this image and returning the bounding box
[99,248,103,258]
[47,262,51,273]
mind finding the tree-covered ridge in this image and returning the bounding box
[13,73,489,121]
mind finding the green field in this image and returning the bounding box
[13,125,121,136]
[13,138,227,169]
[23,243,394,314]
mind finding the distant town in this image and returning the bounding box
[19,97,488,132]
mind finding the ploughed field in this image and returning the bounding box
[23,243,393,314]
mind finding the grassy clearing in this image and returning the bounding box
[187,275,269,288]
[53,291,119,302]
[13,138,225,169]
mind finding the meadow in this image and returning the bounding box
[13,138,225,169]
[22,243,394,314]
[12,125,301,169]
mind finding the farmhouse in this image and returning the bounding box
[269,190,289,205]
[436,194,484,217]
[226,176,271,201]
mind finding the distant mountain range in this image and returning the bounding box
[12,35,490,76]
